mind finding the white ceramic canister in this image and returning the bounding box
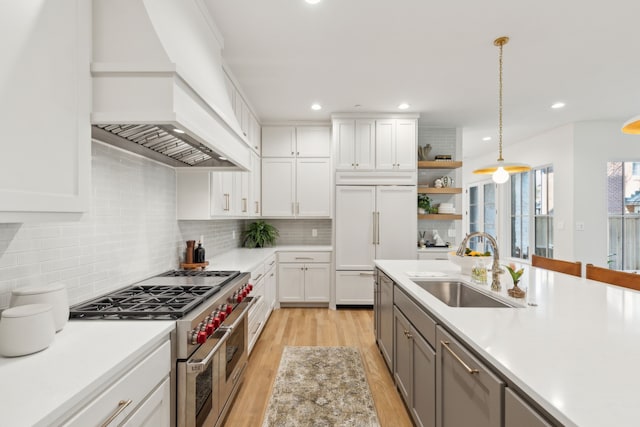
[10,283,69,332]
[0,304,56,357]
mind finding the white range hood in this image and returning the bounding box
[91,0,251,170]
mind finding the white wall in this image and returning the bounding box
[463,120,640,266]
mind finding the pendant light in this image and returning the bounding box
[622,115,640,134]
[473,36,530,183]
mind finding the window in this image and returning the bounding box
[467,181,497,253]
[607,162,640,270]
[534,167,554,257]
[510,166,554,261]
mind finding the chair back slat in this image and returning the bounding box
[531,255,582,277]
[586,264,640,291]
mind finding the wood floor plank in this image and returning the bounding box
[221,307,413,427]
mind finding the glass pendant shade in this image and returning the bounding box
[622,115,640,134]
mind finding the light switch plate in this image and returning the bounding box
[312,229,318,237]
[575,222,585,231]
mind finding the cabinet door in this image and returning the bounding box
[413,327,436,427]
[304,263,330,302]
[121,377,171,427]
[296,158,331,217]
[395,119,417,169]
[250,114,261,154]
[334,119,356,169]
[335,271,374,305]
[250,153,261,216]
[262,127,296,157]
[278,264,305,302]
[378,273,394,370]
[211,172,235,216]
[296,126,331,157]
[236,172,250,216]
[261,158,295,217]
[376,186,417,260]
[0,0,91,219]
[335,186,376,270]
[505,389,552,427]
[355,119,376,169]
[375,119,396,169]
[436,327,504,427]
[394,308,413,404]
[265,264,277,310]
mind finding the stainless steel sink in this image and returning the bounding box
[412,280,517,308]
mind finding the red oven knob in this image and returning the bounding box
[248,284,253,291]
[242,288,248,298]
[226,304,233,315]
[236,293,243,303]
[213,316,221,328]
[205,322,215,335]
[197,330,207,344]
[218,310,226,321]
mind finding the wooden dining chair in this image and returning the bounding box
[531,255,582,277]
[586,264,640,291]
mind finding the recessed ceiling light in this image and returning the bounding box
[311,103,322,111]
[482,136,492,141]
[173,128,185,134]
[305,0,321,4]
[551,102,566,109]
[398,103,410,110]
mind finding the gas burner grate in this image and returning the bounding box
[69,284,222,319]
[157,270,240,278]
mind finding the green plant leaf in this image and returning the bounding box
[243,221,279,248]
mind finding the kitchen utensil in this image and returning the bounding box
[0,303,55,357]
[10,283,69,332]
[185,240,195,264]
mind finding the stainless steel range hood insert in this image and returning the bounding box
[92,124,236,168]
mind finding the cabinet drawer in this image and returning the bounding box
[264,254,277,271]
[63,340,171,427]
[278,252,331,263]
[505,388,553,427]
[336,271,374,305]
[394,286,437,347]
[250,264,266,282]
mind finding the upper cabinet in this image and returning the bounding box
[0,0,91,222]
[262,126,332,158]
[332,115,418,172]
[224,70,261,154]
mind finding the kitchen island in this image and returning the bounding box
[375,259,640,427]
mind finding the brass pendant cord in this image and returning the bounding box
[496,37,507,162]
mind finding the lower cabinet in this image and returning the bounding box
[376,271,394,371]
[63,340,171,427]
[278,252,331,303]
[436,327,505,427]
[505,388,553,427]
[394,307,436,427]
[248,253,278,354]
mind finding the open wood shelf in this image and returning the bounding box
[418,161,462,169]
[418,214,463,220]
[418,187,462,194]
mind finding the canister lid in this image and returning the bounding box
[11,283,66,296]
[1,303,53,318]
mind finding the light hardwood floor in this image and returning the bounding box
[221,307,413,427]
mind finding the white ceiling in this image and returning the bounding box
[204,0,640,159]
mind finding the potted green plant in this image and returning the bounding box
[243,221,279,248]
[418,194,432,214]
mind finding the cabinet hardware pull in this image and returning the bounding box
[352,163,355,167]
[295,257,313,260]
[100,399,132,427]
[441,340,479,375]
[224,193,230,211]
[242,198,247,212]
[375,212,381,244]
[291,151,294,155]
[372,212,377,245]
[356,163,359,167]
[254,273,263,281]
[269,260,275,266]
[255,201,259,214]
[359,272,374,276]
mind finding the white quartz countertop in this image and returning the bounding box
[375,259,640,427]
[206,245,333,272]
[0,320,174,427]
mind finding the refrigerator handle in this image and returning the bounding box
[372,212,377,245]
[376,211,381,245]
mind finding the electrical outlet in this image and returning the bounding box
[575,222,585,231]
[232,230,236,239]
[312,229,318,237]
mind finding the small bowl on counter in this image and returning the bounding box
[0,304,56,357]
[10,283,69,332]
[447,251,493,276]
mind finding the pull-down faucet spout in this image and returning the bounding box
[457,232,502,291]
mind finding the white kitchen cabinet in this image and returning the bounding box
[63,340,171,427]
[334,119,376,170]
[250,153,262,216]
[224,70,261,154]
[211,172,236,216]
[264,255,277,310]
[0,0,91,222]
[278,252,331,303]
[335,271,375,305]
[261,158,331,218]
[262,126,331,158]
[376,119,417,170]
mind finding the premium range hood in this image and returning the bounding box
[91,0,251,170]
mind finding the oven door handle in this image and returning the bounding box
[220,297,256,332]
[186,329,231,374]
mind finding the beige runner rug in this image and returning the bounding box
[262,346,380,427]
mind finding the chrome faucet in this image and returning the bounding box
[456,232,502,290]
